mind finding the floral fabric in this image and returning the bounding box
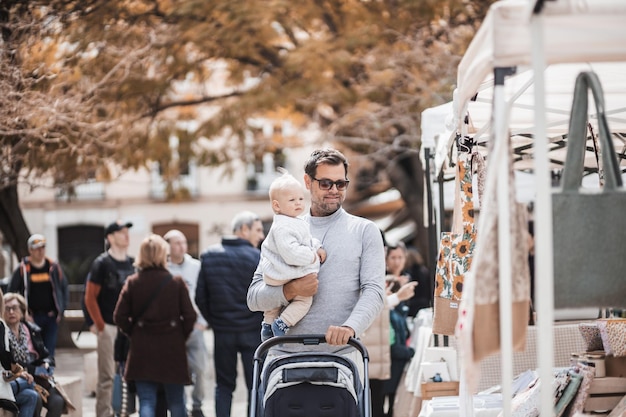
[432,150,484,336]
[434,155,475,301]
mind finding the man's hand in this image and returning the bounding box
[283,273,318,301]
[325,325,354,345]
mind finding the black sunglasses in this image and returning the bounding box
[311,176,350,191]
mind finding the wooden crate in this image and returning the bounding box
[584,377,626,413]
[421,382,460,400]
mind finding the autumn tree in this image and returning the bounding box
[0,2,130,257]
[0,0,494,262]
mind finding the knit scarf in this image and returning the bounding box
[8,323,34,365]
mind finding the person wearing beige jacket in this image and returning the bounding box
[361,277,416,417]
[361,299,391,417]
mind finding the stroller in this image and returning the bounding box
[250,334,371,417]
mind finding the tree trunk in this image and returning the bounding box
[0,184,31,260]
[387,150,430,268]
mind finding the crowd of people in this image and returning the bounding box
[0,233,74,417]
[1,147,431,417]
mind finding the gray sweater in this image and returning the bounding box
[168,253,206,327]
[247,208,385,352]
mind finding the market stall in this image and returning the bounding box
[413,0,626,416]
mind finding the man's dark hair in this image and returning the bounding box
[304,148,349,178]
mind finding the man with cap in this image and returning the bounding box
[84,220,135,417]
[9,233,69,358]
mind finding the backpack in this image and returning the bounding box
[80,254,135,331]
[80,271,94,329]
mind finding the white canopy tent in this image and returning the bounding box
[431,63,626,174]
[419,0,626,415]
[422,62,626,233]
[455,0,626,134]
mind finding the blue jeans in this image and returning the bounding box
[32,311,59,358]
[11,377,38,417]
[213,330,259,417]
[186,328,208,411]
[135,381,186,417]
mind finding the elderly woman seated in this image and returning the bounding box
[3,293,70,417]
[0,290,38,417]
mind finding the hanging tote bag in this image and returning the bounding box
[455,127,530,388]
[552,71,626,309]
[432,146,484,336]
[469,132,530,363]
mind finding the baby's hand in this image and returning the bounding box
[317,247,327,264]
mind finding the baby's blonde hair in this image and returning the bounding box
[269,168,303,201]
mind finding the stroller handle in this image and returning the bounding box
[253,334,369,361]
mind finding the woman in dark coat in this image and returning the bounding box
[114,234,196,417]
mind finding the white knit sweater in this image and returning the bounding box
[259,214,321,282]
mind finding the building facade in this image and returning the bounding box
[9,147,314,286]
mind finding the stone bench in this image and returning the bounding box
[57,310,88,349]
[63,310,87,333]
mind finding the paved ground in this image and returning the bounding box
[55,330,249,417]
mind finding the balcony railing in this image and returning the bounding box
[56,181,105,201]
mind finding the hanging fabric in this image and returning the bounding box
[471,160,530,361]
[432,137,484,336]
[456,128,530,391]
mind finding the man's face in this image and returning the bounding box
[243,220,265,248]
[107,227,130,250]
[168,236,187,261]
[28,246,46,264]
[305,163,347,217]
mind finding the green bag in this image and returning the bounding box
[553,71,626,309]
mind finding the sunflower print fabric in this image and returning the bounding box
[434,153,478,301]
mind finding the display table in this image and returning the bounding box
[419,394,503,417]
[398,320,590,417]
[449,322,588,392]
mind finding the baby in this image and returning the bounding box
[259,169,326,341]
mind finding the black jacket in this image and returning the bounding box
[9,257,69,320]
[196,237,262,332]
[0,324,12,371]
